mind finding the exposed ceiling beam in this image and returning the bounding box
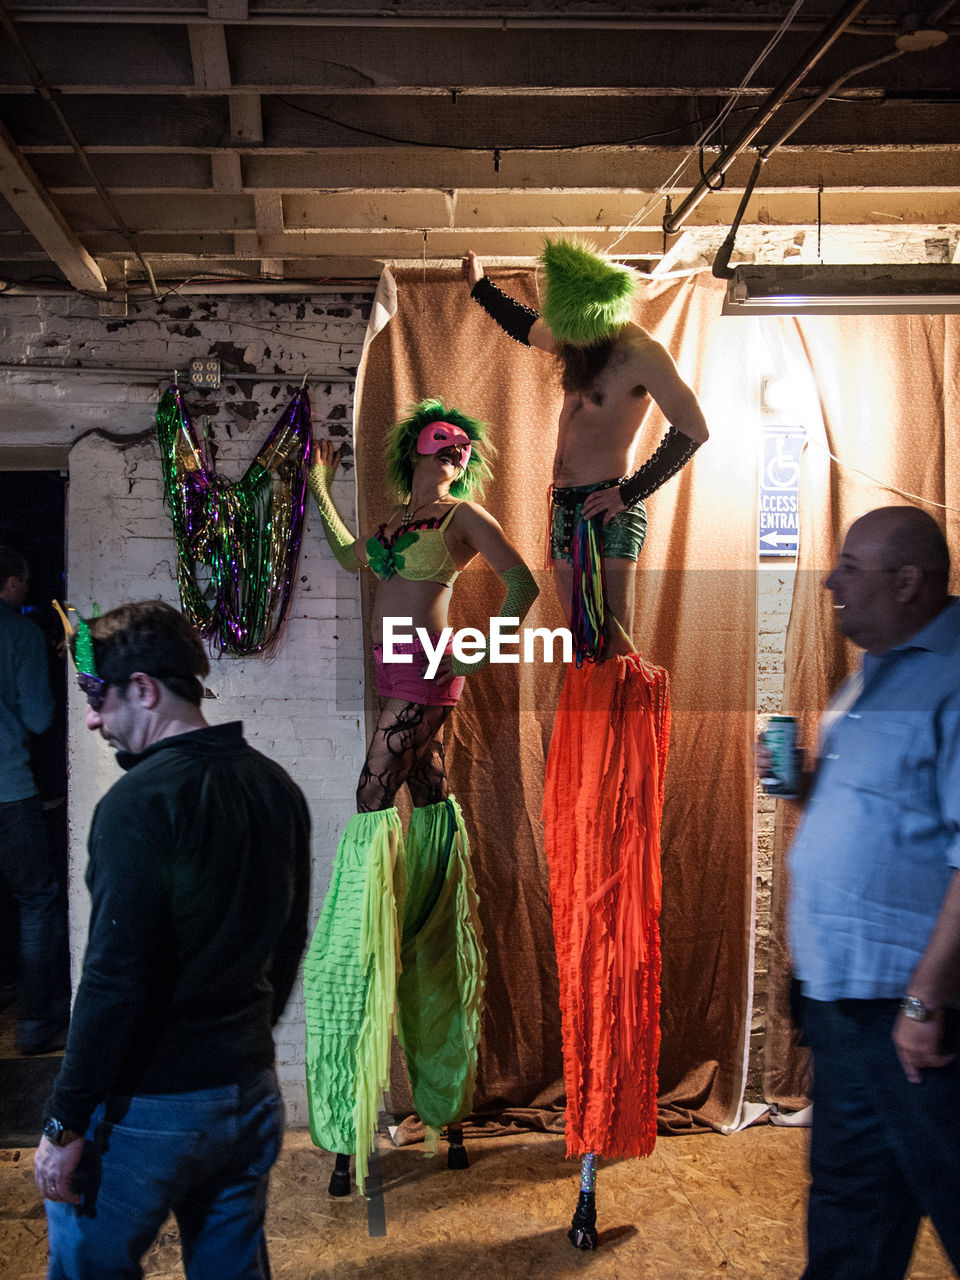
[0,119,105,290]
[208,1,248,19]
[41,188,960,235]
[254,190,284,235]
[229,93,262,145]
[0,3,956,292]
[187,25,232,92]
[20,147,960,196]
[210,151,243,192]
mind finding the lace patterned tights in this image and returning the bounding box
[356,698,454,813]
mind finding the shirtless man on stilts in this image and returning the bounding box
[463,240,707,658]
[464,238,708,1249]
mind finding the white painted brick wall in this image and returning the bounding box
[0,290,372,1124]
[750,562,797,1096]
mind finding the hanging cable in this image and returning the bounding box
[607,0,808,254]
[712,45,907,277]
[0,1,160,298]
[663,0,873,237]
[805,434,960,516]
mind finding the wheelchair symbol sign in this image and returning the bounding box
[759,428,804,556]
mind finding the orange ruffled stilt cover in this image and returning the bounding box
[542,653,671,1159]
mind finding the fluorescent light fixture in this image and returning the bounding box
[722,264,960,316]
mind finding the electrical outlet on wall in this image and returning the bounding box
[190,358,221,389]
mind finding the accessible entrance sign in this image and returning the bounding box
[759,426,804,558]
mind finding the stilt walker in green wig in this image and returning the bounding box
[464,238,709,1248]
[303,399,538,1195]
[464,236,709,665]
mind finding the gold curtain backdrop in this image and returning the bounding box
[353,268,759,1137]
[764,312,960,1109]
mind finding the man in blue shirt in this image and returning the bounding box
[784,506,960,1280]
[0,545,69,1054]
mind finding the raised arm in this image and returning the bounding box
[447,501,539,676]
[306,440,368,571]
[463,251,554,352]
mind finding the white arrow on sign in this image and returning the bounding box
[760,531,798,547]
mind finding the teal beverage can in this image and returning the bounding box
[762,715,798,797]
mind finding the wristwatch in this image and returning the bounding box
[41,1116,82,1146]
[899,995,939,1023]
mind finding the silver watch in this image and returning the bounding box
[41,1115,81,1146]
[899,995,938,1022]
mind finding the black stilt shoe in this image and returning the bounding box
[328,1152,351,1197]
[568,1190,599,1250]
[446,1125,469,1170]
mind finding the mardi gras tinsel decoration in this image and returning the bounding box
[157,384,311,655]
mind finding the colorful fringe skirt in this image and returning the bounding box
[542,654,671,1159]
[303,797,485,1190]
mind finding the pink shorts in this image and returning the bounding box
[372,634,465,707]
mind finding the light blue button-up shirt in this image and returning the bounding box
[788,597,960,1002]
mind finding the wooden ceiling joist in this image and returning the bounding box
[0,119,105,290]
[0,2,956,287]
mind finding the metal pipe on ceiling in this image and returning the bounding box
[1,8,933,35]
[0,281,377,296]
[662,0,875,236]
[0,360,356,383]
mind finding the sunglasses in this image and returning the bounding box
[77,672,109,712]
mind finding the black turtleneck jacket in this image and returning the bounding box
[48,721,310,1134]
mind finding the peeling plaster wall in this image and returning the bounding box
[0,290,373,1123]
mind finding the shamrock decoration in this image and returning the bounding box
[365,530,419,580]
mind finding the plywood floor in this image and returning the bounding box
[2,1123,952,1280]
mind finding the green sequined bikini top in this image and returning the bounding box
[365,503,461,586]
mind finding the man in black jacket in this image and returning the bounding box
[34,600,310,1280]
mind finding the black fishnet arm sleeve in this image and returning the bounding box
[471,276,539,346]
[619,426,701,507]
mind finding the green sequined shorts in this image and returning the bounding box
[550,480,648,564]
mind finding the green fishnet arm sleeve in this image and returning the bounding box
[450,563,539,676]
[307,462,363,572]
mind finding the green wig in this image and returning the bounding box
[385,399,494,501]
[540,237,638,346]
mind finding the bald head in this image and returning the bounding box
[852,506,950,586]
[825,506,952,653]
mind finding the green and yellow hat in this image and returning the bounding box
[53,601,107,708]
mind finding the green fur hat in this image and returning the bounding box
[540,237,638,346]
[385,398,494,501]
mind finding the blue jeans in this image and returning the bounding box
[0,794,69,1044]
[801,997,960,1280]
[46,1068,283,1280]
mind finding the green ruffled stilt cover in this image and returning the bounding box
[397,796,487,1145]
[303,808,404,1193]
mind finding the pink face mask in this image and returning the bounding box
[416,421,472,468]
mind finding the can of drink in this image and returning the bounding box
[762,715,799,797]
